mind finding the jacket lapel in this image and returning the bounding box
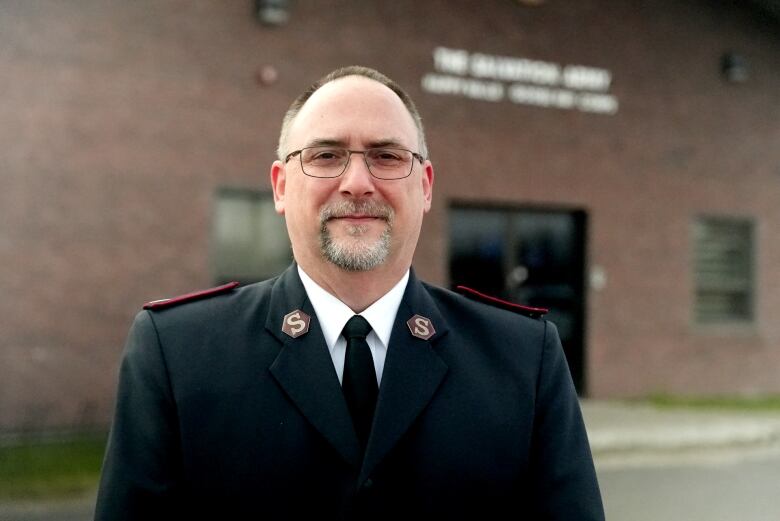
[266,265,361,468]
[359,271,450,483]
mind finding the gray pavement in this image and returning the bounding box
[2,400,780,520]
[581,400,780,469]
[0,497,94,521]
[598,451,780,521]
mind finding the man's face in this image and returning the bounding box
[271,76,433,277]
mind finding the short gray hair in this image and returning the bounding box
[277,66,428,161]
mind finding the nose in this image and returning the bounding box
[338,152,376,197]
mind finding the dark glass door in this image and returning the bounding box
[449,205,588,394]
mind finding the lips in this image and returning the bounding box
[335,214,380,221]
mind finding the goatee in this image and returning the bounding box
[319,199,394,271]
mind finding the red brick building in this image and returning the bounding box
[1,1,779,430]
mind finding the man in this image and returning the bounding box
[96,66,604,520]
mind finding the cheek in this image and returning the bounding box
[400,187,427,216]
[283,193,319,239]
[287,184,328,219]
[390,197,424,233]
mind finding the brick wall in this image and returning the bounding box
[1,0,778,430]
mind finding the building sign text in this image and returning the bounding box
[422,47,618,115]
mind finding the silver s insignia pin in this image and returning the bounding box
[407,314,435,340]
[282,310,311,338]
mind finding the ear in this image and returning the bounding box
[270,160,286,215]
[421,161,434,213]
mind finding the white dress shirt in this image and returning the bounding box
[297,266,409,386]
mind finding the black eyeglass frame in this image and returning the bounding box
[283,146,426,180]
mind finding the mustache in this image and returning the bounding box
[319,200,394,223]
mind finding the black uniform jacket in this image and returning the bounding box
[95,264,604,520]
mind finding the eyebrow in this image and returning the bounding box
[303,137,409,149]
[366,139,407,149]
[305,138,346,148]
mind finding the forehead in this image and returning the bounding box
[287,76,418,149]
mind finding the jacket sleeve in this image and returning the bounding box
[94,311,183,520]
[529,321,605,520]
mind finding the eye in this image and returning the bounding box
[368,148,406,166]
[304,147,347,165]
[313,151,337,160]
[375,150,402,160]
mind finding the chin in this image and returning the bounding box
[321,235,391,272]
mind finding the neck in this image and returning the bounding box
[298,260,408,313]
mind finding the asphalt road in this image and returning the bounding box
[0,497,93,521]
[598,450,780,521]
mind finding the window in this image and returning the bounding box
[211,188,291,284]
[693,216,754,324]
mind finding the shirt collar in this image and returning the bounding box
[297,266,409,351]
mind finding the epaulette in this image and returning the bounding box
[455,286,548,319]
[143,281,239,310]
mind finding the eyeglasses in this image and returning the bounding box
[284,146,425,180]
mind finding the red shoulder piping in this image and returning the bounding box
[455,285,548,318]
[143,281,240,310]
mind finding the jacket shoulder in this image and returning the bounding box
[453,285,548,319]
[142,281,240,310]
[419,282,548,335]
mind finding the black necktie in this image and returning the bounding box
[342,315,378,449]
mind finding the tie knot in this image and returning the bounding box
[343,315,372,340]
